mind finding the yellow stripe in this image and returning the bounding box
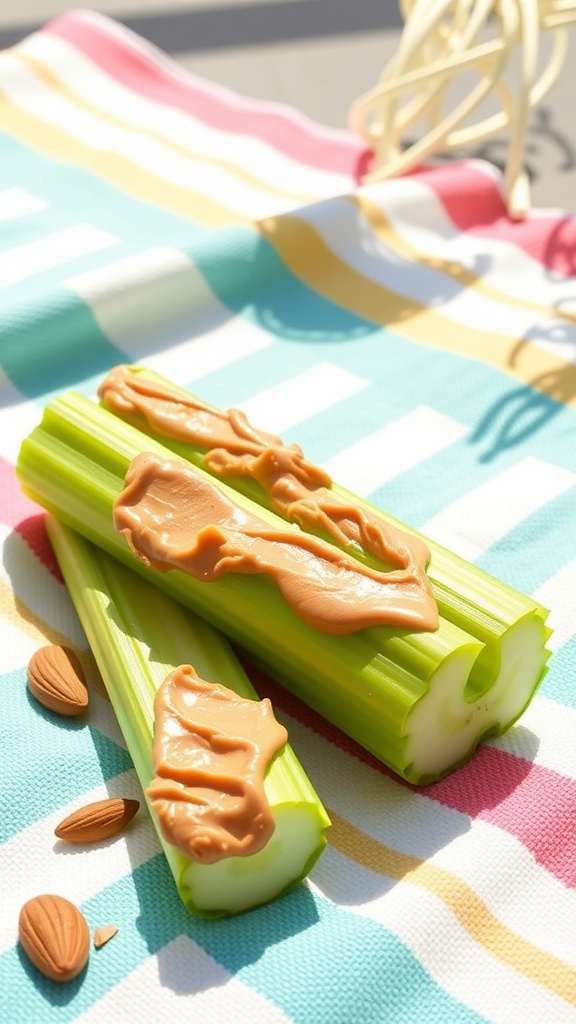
[14,50,316,209]
[0,86,246,228]
[259,211,576,409]
[354,194,576,327]
[0,577,108,700]
[328,810,576,1006]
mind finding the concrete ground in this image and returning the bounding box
[2,0,575,211]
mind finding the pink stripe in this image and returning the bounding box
[0,457,39,527]
[414,162,576,276]
[245,661,576,888]
[37,14,576,262]
[43,11,364,178]
[428,746,576,886]
[0,457,62,581]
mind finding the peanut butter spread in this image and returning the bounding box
[147,665,287,863]
[103,366,438,632]
[115,452,438,633]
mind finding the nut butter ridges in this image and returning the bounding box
[98,364,437,622]
[114,452,439,634]
[147,666,288,864]
[97,365,550,645]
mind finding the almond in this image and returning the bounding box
[27,645,89,717]
[19,894,90,983]
[54,797,140,844]
[93,924,118,949]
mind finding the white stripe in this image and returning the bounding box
[0,224,117,289]
[0,772,157,955]
[76,936,293,1023]
[291,715,576,965]
[321,405,467,496]
[82,7,355,149]
[0,530,89,675]
[533,558,576,651]
[20,32,348,203]
[364,169,576,295]
[0,527,89,648]
[147,320,273,384]
[0,615,50,675]
[241,363,368,434]
[295,195,576,359]
[312,851,576,1024]
[65,247,274,377]
[0,54,307,221]
[0,186,47,223]
[421,456,575,561]
[361,175,576,364]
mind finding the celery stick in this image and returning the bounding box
[45,515,329,918]
[18,392,551,783]
[99,366,551,698]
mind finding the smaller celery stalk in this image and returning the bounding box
[45,515,329,918]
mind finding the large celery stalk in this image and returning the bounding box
[99,367,551,695]
[18,392,551,784]
[45,515,329,918]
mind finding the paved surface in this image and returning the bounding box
[3,0,576,211]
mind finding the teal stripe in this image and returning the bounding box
[477,488,576,595]
[0,669,133,841]
[0,855,490,1024]
[2,293,126,400]
[0,133,211,399]
[186,226,576,473]
[540,640,576,707]
[184,225,375,346]
[182,304,576,576]
[0,134,205,248]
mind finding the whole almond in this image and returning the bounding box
[19,894,90,983]
[54,797,140,844]
[27,645,89,717]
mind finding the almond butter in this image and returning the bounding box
[27,645,89,717]
[93,924,118,949]
[54,797,140,844]
[18,894,90,983]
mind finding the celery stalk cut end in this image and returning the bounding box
[404,610,550,784]
[180,805,328,917]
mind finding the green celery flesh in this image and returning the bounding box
[17,392,550,784]
[105,367,551,701]
[45,515,329,918]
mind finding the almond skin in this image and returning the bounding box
[19,894,90,983]
[54,797,140,844]
[27,645,89,717]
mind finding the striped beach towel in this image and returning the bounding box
[1,10,576,1023]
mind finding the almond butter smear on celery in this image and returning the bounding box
[17,369,552,784]
[148,666,288,864]
[100,364,438,632]
[114,452,438,635]
[44,518,330,918]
